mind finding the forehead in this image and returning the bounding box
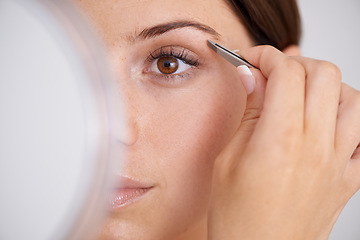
[74,0,245,45]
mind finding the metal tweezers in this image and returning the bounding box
[207,40,259,69]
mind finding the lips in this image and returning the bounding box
[109,176,153,210]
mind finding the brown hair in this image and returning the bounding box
[226,0,301,50]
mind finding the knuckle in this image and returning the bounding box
[261,45,283,61]
[282,58,306,77]
[317,61,342,83]
[354,89,360,107]
[354,88,360,99]
[268,127,301,157]
[262,45,279,54]
[343,85,360,106]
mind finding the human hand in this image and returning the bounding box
[208,46,360,240]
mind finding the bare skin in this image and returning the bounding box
[73,0,360,239]
[209,46,360,240]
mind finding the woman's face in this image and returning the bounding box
[76,0,253,239]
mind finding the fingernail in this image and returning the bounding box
[237,65,256,95]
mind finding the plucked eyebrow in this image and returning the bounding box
[135,20,221,40]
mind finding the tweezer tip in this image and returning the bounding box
[207,40,217,52]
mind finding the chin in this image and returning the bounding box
[96,219,152,240]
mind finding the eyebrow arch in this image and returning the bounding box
[136,20,221,40]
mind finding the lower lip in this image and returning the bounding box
[109,188,151,210]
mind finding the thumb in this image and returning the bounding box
[214,66,266,175]
[231,65,266,152]
[237,65,266,128]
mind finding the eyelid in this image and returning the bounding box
[145,45,200,66]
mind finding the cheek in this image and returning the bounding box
[132,67,246,234]
[149,67,247,229]
[149,67,247,188]
[177,68,247,161]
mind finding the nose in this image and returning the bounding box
[108,50,140,146]
[113,82,140,147]
[105,86,139,147]
[112,102,139,146]
[118,113,139,146]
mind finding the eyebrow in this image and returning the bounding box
[135,20,221,41]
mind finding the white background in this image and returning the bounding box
[298,1,360,239]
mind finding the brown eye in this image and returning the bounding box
[157,57,179,74]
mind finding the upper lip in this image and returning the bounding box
[112,176,154,189]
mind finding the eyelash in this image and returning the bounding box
[145,45,200,82]
[147,46,199,67]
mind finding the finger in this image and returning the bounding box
[344,146,360,192]
[351,144,360,161]
[239,46,306,142]
[235,67,266,139]
[335,84,360,162]
[294,57,342,146]
[214,67,266,175]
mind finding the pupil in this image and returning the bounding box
[164,61,171,68]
